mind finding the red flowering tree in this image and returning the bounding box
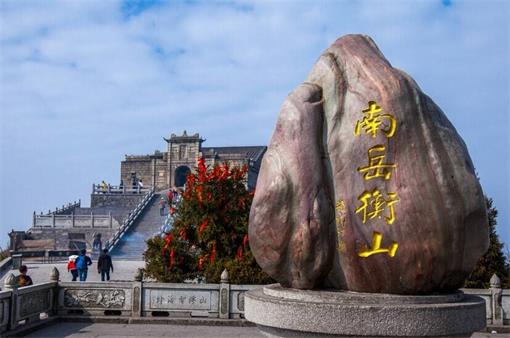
[144,158,273,284]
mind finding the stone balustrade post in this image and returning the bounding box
[219,269,230,319]
[490,273,503,325]
[4,273,18,330]
[50,267,60,282]
[49,268,60,316]
[132,268,144,317]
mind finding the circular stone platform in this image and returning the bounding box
[245,284,486,337]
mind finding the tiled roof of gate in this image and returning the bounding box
[202,146,266,161]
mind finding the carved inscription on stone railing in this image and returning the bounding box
[221,289,228,315]
[133,287,140,312]
[237,292,245,311]
[149,290,211,311]
[64,289,125,309]
[19,290,50,317]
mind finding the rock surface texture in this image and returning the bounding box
[249,34,489,294]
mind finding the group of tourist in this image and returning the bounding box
[67,249,114,282]
[159,187,183,216]
[98,178,145,194]
[9,249,115,290]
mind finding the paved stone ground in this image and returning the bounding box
[20,323,510,338]
[0,260,144,285]
[23,323,263,337]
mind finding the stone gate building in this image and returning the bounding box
[120,131,266,191]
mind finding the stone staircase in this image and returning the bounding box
[110,193,165,260]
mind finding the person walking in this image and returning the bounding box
[16,265,33,287]
[97,249,114,281]
[75,249,92,282]
[159,197,166,216]
[67,255,78,281]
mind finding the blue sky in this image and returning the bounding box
[0,0,508,250]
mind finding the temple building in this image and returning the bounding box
[120,131,266,191]
[9,131,267,255]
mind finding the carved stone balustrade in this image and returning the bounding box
[0,268,507,336]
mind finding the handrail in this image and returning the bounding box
[92,183,151,195]
[33,212,114,228]
[35,200,81,216]
[104,189,155,252]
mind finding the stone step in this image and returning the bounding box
[110,193,166,259]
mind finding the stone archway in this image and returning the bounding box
[174,165,191,187]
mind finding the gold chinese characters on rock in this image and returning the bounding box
[351,101,399,258]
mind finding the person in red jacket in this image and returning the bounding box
[67,255,78,281]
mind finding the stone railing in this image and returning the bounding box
[8,250,81,264]
[0,270,507,336]
[0,267,257,335]
[37,200,81,216]
[462,274,508,326]
[0,257,13,280]
[104,189,155,251]
[92,183,151,195]
[33,212,117,228]
[0,270,59,335]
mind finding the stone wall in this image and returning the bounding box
[90,194,144,209]
[121,153,169,192]
[27,227,118,251]
[119,133,265,191]
[167,133,201,187]
[153,156,168,191]
[121,156,154,191]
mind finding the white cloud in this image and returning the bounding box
[0,0,508,247]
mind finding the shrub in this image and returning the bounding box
[143,158,273,285]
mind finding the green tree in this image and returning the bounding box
[144,158,273,284]
[465,197,510,288]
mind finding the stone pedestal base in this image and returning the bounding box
[245,284,486,337]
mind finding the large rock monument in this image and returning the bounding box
[245,34,489,337]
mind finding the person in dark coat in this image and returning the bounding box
[97,249,114,281]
